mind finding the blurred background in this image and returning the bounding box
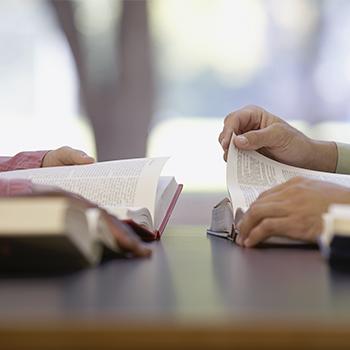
[2,0,350,224]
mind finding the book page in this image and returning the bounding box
[0,158,168,220]
[154,176,177,230]
[226,141,350,209]
[104,206,153,231]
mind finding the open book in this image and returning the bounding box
[0,193,151,270]
[0,157,182,241]
[208,140,350,245]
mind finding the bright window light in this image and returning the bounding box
[147,118,226,193]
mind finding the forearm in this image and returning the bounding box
[0,151,49,196]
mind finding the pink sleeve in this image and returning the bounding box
[0,151,49,172]
[0,151,49,196]
[0,179,33,196]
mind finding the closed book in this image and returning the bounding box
[0,193,151,270]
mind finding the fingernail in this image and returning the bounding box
[221,139,226,148]
[244,238,251,247]
[236,135,248,146]
[81,153,93,159]
[236,236,242,245]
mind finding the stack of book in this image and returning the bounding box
[320,205,350,263]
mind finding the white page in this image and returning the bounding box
[226,141,350,209]
[105,206,153,231]
[0,157,168,219]
[154,176,176,229]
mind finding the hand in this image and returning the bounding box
[236,177,350,247]
[42,146,95,167]
[218,105,337,172]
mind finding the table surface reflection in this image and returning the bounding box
[1,226,350,348]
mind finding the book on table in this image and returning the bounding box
[0,157,182,268]
[0,157,182,241]
[0,192,152,269]
[320,204,350,263]
[208,139,350,246]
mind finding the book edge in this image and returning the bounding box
[156,184,183,239]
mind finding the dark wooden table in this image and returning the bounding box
[1,226,350,349]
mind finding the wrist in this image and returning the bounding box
[41,150,53,168]
[308,140,337,172]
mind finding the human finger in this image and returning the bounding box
[219,126,234,151]
[236,202,287,245]
[233,124,281,151]
[220,106,264,150]
[243,217,292,247]
[56,146,95,165]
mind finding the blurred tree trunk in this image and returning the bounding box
[51,0,154,161]
[298,0,326,123]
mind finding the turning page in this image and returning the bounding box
[0,158,168,217]
[226,141,350,210]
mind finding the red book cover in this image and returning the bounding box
[124,184,183,241]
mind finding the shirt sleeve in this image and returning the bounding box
[0,151,49,172]
[336,143,350,174]
[0,151,49,196]
[0,179,33,196]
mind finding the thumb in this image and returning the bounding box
[233,126,276,150]
[59,147,95,165]
[70,149,95,165]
